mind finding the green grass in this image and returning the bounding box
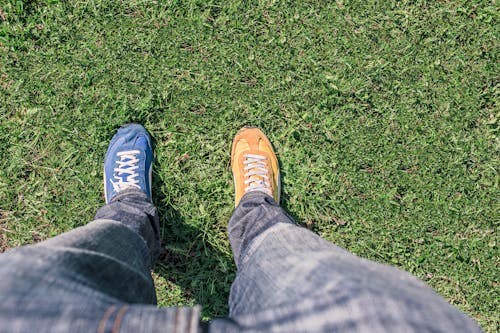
[0,0,498,330]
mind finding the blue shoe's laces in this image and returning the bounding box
[110,150,141,192]
[243,154,272,196]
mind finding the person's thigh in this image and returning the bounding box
[0,220,156,331]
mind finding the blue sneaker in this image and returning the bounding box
[104,124,153,203]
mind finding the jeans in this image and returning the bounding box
[0,190,482,332]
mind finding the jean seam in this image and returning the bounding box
[98,305,117,333]
[112,305,129,333]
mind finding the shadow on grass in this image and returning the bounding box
[150,162,235,318]
[277,164,307,230]
[147,133,303,319]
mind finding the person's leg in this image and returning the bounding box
[0,124,201,332]
[0,190,200,332]
[212,126,482,332]
[0,199,154,307]
[222,192,482,332]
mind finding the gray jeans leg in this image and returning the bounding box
[94,189,161,263]
[0,190,201,333]
[219,192,482,332]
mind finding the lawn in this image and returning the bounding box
[0,0,498,331]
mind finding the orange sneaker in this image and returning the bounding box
[231,126,280,207]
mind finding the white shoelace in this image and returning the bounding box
[110,150,141,192]
[243,153,272,195]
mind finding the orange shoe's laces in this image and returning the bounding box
[243,154,272,196]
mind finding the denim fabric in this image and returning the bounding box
[94,189,161,263]
[0,191,482,332]
[0,190,200,333]
[213,192,483,332]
